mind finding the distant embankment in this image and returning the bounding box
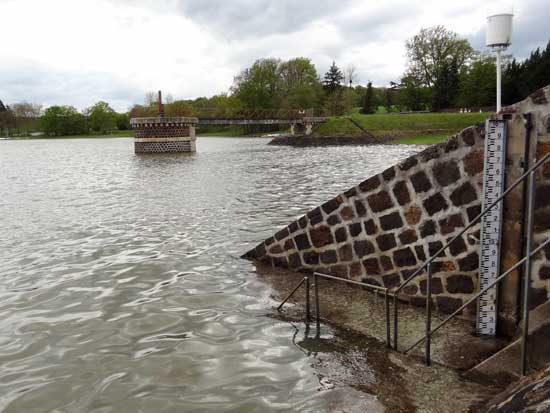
[269,112,490,146]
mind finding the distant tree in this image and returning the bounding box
[165,100,195,116]
[431,60,460,110]
[405,26,474,88]
[323,61,344,94]
[278,57,322,109]
[41,106,87,136]
[231,58,281,108]
[503,40,550,105]
[398,74,428,111]
[116,113,131,130]
[11,102,42,118]
[345,65,357,88]
[87,101,116,133]
[362,82,376,114]
[0,100,15,136]
[458,54,496,107]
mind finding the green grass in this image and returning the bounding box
[314,112,489,144]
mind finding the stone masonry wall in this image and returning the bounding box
[244,86,550,321]
[244,123,487,314]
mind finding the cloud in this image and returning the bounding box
[0,0,547,110]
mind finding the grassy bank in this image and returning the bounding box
[314,112,489,143]
[6,130,134,139]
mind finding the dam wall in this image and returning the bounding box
[244,86,550,324]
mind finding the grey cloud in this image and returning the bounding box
[173,0,353,39]
[0,60,143,111]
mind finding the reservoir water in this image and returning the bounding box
[0,137,422,412]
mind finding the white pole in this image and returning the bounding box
[496,49,502,113]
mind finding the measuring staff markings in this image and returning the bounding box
[477,119,507,336]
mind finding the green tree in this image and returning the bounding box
[405,26,474,88]
[399,75,431,111]
[41,106,87,136]
[0,100,15,137]
[362,82,376,114]
[458,54,496,107]
[88,101,116,133]
[431,60,460,110]
[323,61,344,94]
[278,57,322,109]
[231,58,281,108]
[116,113,131,130]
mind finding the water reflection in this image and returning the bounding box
[0,137,421,411]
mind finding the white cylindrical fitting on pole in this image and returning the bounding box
[486,13,514,48]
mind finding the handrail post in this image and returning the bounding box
[385,290,391,348]
[393,294,398,350]
[425,262,433,366]
[521,170,536,376]
[314,273,321,334]
[305,276,311,321]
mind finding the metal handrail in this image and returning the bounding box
[277,271,394,347]
[403,237,550,358]
[392,152,550,351]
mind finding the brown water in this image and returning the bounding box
[0,137,421,412]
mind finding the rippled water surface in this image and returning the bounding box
[0,137,422,412]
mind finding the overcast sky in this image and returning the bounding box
[0,0,548,111]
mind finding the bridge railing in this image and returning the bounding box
[195,108,320,120]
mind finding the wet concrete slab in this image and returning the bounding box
[256,264,512,412]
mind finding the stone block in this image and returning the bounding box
[380,212,404,231]
[404,205,422,225]
[438,213,465,235]
[381,255,394,271]
[288,253,302,268]
[420,220,436,237]
[423,193,449,216]
[446,274,475,294]
[399,157,418,171]
[309,226,333,248]
[461,128,475,146]
[335,227,348,243]
[420,277,443,295]
[420,146,440,162]
[294,233,311,250]
[289,221,299,233]
[432,260,456,273]
[340,206,356,221]
[338,244,354,262]
[364,219,377,235]
[354,200,367,217]
[298,216,308,229]
[415,245,426,261]
[399,229,418,245]
[359,176,381,192]
[428,241,444,257]
[307,207,323,225]
[535,185,550,210]
[393,181,411,206]
[382,167,396,182]
[466,205,481,223]
[363,258,381,275]
[303,251,319,265]
[410,171,432,193]
[450,182,478,207]
[393,247,417,267]
[448,235,467,256]
[348,223,363,237]
[321,196,343,214]
[275,228,290,241]
[433,160,460,187]
[367,190,394,213]
[529,287,548,310]
[403,284,418,295]
[354,240,375,257]
[284,238,296,250]
[327,214,341,226]
[344,187,357,198]
[444,137,459,153]
[458,252,479,272]
[329,265,348,279]
[320,250,338,265]
[539,266,550,280]
[376,233,397,252]
[383,273,402,288]
[463,150,484,176]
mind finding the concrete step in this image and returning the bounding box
[469,301,550,379]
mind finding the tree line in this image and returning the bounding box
[1,27,549,137]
